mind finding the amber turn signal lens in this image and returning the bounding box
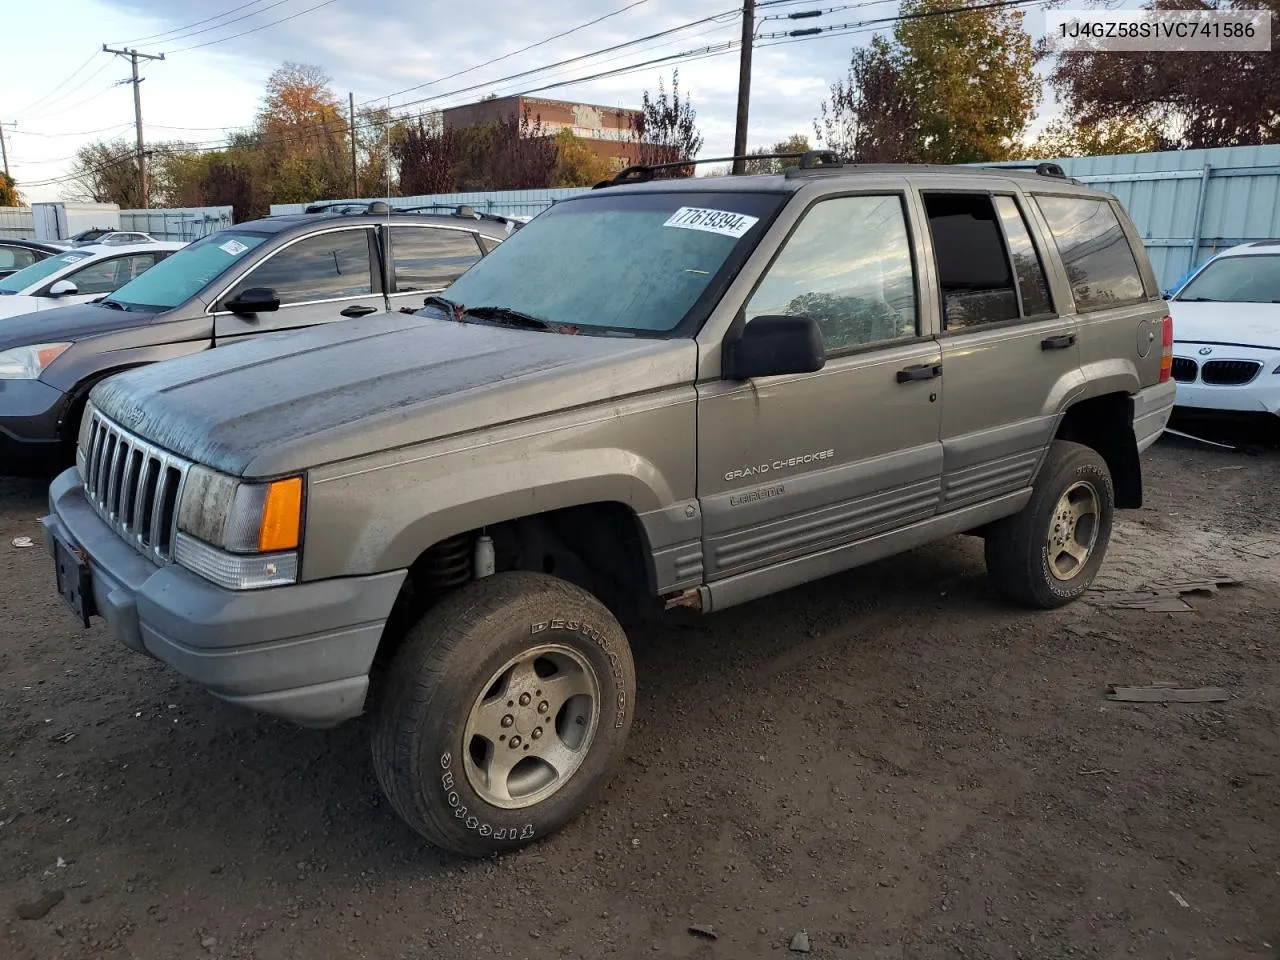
[258,476,303,552]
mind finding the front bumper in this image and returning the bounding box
[41,468,406,727]
[1171,346,1280,416]
[0,378,72,474]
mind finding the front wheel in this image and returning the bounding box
[984,440,1115,609]
[371,572,635,857]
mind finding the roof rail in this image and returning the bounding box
[595,149,843,188]
[982,162,1071,180]
[397,203,514,225]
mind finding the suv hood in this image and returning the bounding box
[1169,300,1280,350]
[0,301,157,349]
[91,313,697,477]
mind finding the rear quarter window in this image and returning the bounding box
[1034,195,1146,311]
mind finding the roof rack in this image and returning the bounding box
[300,200,515,226]
[981,162,1070,180]
[397,203,515,225]
[595,149,842,188]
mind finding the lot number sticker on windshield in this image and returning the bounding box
[663,207,759,239]
[219,239,249,256]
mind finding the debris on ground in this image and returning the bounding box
[688,923,718,940]
[789,931,811,953]
[1091,577,1240,612]
[15,889,64,920]
[1170,891,1190,908]
[10,536,33,548]
[1164,427,1236,450]
[1106,684,1230,703]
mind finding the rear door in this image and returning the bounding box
[213,226,383,340]
[385,225,484,313]
[916,188,1081,511]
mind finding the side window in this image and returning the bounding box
[745,195,917,354]
[0,248,37,271]
[391,227,482,292]
[993,196,1053,317]
[1034,196,1145,310]
[64,257,129,295]
[478,235,500,254]
[230,230,373,306]
[922,193,1019,332]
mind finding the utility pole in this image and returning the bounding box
[102,44,165,208]
[731,0,755,175]
[0,121,13,182]
[349,92,359,198]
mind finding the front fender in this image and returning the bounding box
[301,396,696,581]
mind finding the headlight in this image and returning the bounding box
[0,342,72,379]
[175,465,304,590]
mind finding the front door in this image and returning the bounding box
[697,192,944,582]
[918,190,1082,511]
[213,226,384,340]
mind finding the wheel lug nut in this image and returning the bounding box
[537,700,549,714]
[519,692,532,707]
[501,714,514,728]
[531,728,543,740]
[509,735,522,749]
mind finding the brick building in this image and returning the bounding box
[441,96,642,171]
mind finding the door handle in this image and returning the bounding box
[896,363,942,384]
[340,305,378,318]
[1041,333,1076,350]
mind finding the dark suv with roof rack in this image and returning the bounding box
[0,205,515,472]
[42,152,1175,857]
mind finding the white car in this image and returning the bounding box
[0,240,185,319]
[1168,240,1280,419]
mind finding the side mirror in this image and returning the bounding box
[48,279,78,297]
[225,287,280,315]
[723,314,825,381]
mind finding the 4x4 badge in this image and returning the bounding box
[1198,347,1213,356]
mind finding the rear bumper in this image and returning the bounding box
[0,379,72,475]
[42,468,406,727]
[1132,379,1177,452]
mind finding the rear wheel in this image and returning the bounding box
[371,571,635,857]
[985,440,1115,609]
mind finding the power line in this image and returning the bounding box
[167,0,344,53]
[14,58,116,120]
[10,51,102,119]
[109,0,276,46]
[6,123,134,139]
[21,0,1050,189]
[151,0,299,48]
[368,0,654,105]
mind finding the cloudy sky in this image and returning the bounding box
[3,0,1062,203]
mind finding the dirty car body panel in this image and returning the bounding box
[43,164,1173,728]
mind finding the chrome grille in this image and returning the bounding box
[1201,359,1262,386]
[81,410,191,563]
[1170,357,1198,383]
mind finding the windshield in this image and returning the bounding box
[0,249,95,294]
[108,231,269,310]
[1176,254,1280,304]
[435,191,785,335]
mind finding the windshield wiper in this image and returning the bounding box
[464,305,579,335]
[99,299,128,311]
[1178,296,1218,302]
[421,295,465,320]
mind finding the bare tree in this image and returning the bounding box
[631,70,704,175]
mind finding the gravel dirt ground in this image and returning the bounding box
[2,429,1279,960]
